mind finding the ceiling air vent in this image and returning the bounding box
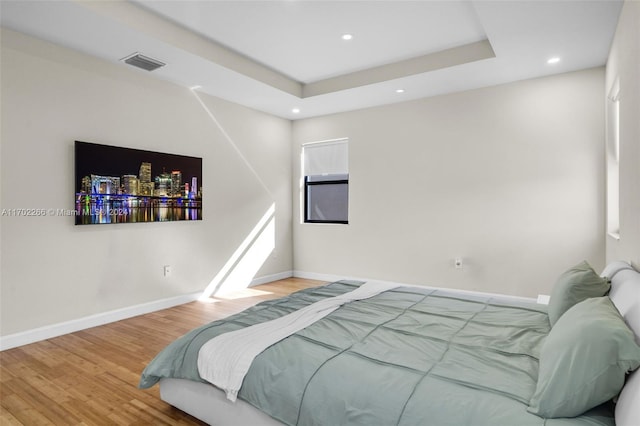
[121,53,166,72]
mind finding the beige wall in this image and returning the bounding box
[0,29,293,336]
[293,68,606,298]
[605,0,640,268]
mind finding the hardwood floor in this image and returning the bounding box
[0,278,325,425]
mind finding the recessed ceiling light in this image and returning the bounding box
[396,89,405,93]
[547,57,561,64]
[341,34,353,41]
[292,108,301,114]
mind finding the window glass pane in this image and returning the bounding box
[306,182,348,222]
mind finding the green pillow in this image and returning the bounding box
[547,261,610,326]
[528,297,640,418]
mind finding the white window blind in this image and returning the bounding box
[303,139,348,176]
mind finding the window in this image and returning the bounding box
[302,139,349,224]
[606,79,620,239]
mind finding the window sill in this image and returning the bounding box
[303,222,349,225]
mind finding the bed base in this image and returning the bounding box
[160,378,283,425]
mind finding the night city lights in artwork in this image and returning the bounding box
[74,141,203,225]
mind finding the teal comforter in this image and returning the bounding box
[140,281,614,425]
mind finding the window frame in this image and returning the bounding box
[304,175,349,224]
[301,138,349,225]
[606,79,620,239]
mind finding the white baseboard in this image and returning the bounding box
[1,270,294,351]
[293,270,348,283]
[0,291,201,351]
[249,270,293,287]
[1,270,535,351]
[293,270,537,304]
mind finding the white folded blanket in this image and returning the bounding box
[197,280,397,401]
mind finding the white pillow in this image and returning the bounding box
[608,269,640,345]
[615,369,640,426]
[604,262,640,426]
[601,260,634,281]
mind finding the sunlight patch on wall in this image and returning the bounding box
[199,203,276,299]
[189,87,278,299]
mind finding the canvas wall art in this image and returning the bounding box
[74,141,202,225]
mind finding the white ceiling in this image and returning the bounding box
[0,0,623,120]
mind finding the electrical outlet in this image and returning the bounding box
[163,265,171,277]
[537,294,550,305]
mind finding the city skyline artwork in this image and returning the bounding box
[74,141,202,225]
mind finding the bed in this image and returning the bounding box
[139,261,640,426]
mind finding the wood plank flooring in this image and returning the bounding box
[0,277,324,425]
